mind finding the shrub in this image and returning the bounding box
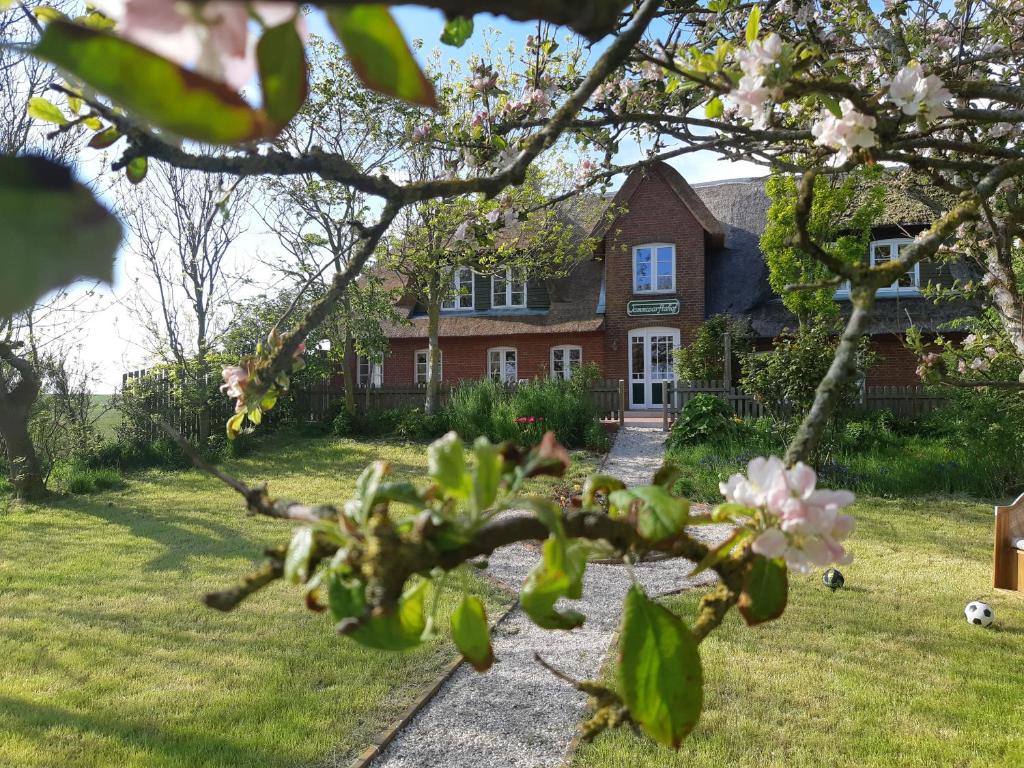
[444,369,605,450]
[674,314,753,381]
[741,323,874,422]
[667,394,736,448]
[50,461,125,495]
[333,406,448,442]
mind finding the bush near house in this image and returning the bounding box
[444,366,609,451]
[666,397,1024,501]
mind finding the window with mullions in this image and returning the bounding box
[491,268,527,308]
[441,267,475,310]
[633,244,675,293]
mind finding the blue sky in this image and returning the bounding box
[80,9,764,390]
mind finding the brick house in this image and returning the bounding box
[365,162,971,408]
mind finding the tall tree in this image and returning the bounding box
[120,164,249,441]
[0,0,90,500]
[260,36,408,414]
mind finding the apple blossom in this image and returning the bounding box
[811,99,877,164]
[726,74,773,128]
[91,0,304,90]
[720,457,855,572]
[885,62,952,120]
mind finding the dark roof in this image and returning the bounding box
[383,258,605,339]
[693,177,774,316]
[748,295,980,338]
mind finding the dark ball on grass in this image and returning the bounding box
[822,568,845,591]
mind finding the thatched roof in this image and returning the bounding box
[693,177,775,316]
[383,257,605,339]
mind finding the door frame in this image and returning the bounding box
[628,326,681,409]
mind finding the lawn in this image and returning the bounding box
[0,436,600,768]
[571,495,1024,768]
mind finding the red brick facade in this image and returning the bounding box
[599,169,708,384]
[382,332,606,385]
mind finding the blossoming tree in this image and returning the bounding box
[6,0,1024,751]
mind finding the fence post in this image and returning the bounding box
[723,332,732,389]
[662,381,670,432]
[618,379,625,426]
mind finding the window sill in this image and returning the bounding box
[632,289,677,296]
[834,288,921,300]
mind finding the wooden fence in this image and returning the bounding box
[122,370,627,442]
[661,380,947,430]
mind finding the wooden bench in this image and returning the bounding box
[994,492,1024,593]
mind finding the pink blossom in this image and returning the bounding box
[220,366,249,400]
[720,457,855,573]
[985,346,998,359]
[411,124,431,141]
[727,74,773,128]
[736,33,782,77]
[92,1,303,90]
[811,99,877,164]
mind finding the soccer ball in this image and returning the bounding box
[964,601,994,627]
[822,568,845,591]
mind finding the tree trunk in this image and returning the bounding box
[0,412,47,501]
[342,329,357,415]
[425,297,442,415]
[0,343,47,501]
[985,243,1024,366]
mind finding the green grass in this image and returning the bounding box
[572,496,1024,768]
[0,436,600,768]
[667,428,1020,502]
[89,393,122,440]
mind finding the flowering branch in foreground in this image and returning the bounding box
[162,420,855,749]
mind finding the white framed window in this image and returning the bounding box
[414,349,442,385]
[835,238,920,299]
[487,347,517,383]
[491,268,527,308]
[441,266,475,311]
[550,345,582,380]
[633,243,675,294]
[872,238,920,295]
[357,356,383,388]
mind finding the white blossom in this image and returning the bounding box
[811,99,877,164]
[886,62,952,119]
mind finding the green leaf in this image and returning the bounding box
[428,432,472,500]
[257,21,308,127]
[451,594,493,671]
[327,6,438,109]
[472,437,502,512]
[704,95,724,119]
[440,16,474,47]
[27,96,67,125]
[284,527,315,584]
[327,570,366,620]
[357,578,430,650]
[0,155,119,318]
[738,555,788,626]
[520,536,587,630]
[819,93,843,118]
[582,474,625,508]
[619,585,703,748]
[34,20,273,144]
[609,486,690,543]
[125,156,147,184]
[226,410,245,439]
[687,528,751,577]
[745,5,761,44]
[352,461,388,524]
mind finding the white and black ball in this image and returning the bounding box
[822,568,845,591]
[964,601,994,627]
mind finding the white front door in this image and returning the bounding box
[628,327,680,409]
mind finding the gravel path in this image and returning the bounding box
[368,424,731,768]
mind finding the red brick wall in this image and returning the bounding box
[381,332,606,385]
[600,168,707,382]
